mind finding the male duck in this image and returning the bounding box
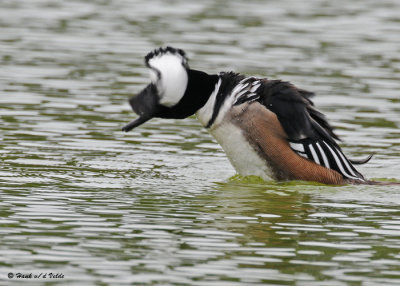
[122,46,390,185]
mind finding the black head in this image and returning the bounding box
[122,47,219,132]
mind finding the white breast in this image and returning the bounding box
[208,121,274,181]
[196,76,272,180]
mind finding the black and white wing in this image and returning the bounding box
[257,80,368,182]
[289,138,366,182]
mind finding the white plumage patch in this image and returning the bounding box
[147,52,188,107]
[289,142,305,153]
[210,121,275,180]
[196,78,221,127]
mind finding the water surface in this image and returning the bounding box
[1,0,400,285]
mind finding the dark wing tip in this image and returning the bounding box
[307,107,341,144]
[298,88,315,103]
[259,80,341,145]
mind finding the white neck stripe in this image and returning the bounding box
[196,78,221,128]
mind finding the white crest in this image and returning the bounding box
[146,48,189,107]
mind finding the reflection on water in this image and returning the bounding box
[1,0,400,285]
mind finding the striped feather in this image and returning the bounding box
[308,144,320,165]
[289,139,365,182]
[316,142,330,168]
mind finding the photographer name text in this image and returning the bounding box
[8,272,64,279]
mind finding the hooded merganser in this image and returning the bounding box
[122,46,385,185]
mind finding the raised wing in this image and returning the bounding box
[256,79,366,182]
[258,80,339,144]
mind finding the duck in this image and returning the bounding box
[122,46,389,185]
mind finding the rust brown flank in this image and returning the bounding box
[230,102,346,185]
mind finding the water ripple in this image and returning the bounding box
[1,0,400,285]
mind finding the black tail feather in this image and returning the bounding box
[349,154,374,165]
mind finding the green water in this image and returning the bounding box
[1,0,400,285]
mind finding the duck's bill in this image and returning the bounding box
[121,84,159,132]
[122,115,152,132]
